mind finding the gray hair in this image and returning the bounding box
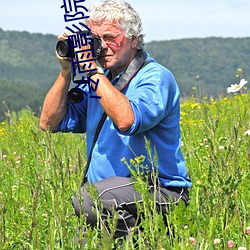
[86,0,145,49]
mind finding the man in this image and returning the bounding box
[40,0,192,241]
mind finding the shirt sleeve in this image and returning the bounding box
[119,63,180,135]
[56,99,88,133]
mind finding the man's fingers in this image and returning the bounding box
[58,33,68,41]
[55,51,72,70]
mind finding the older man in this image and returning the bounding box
[40,0,192,241]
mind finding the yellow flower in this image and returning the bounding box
[135,157,141,164]
[130,159,135,165]
[191,103,201,109]
[237,67,243,73]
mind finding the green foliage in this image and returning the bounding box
[0,29,61,121]
[0,79,46,121]
[0,28,60,89]
[0,28,250,119]
[0,93,249,249]
[0,109,85,249]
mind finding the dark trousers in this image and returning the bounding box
[72,176,189,238]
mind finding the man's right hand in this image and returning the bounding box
[56,33,72,71]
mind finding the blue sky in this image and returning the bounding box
[1,0,250,42]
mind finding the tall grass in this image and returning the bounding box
[0,93,249,249]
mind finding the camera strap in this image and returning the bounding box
[81,50,150,186]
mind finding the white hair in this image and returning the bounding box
[87,0,145,49]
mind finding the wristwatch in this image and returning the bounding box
[87,66,104,78]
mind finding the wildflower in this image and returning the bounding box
[130,159,135,165]
[238,247,246,250]
[191,103,201,109]
[42,213,48,221]
[135,156,141,164]
[246,226,250,235]
[227,79,248,93]
[228,240,235,248]
[189,237,196,246]
[244,130,250,136]
[219,145,224,150]
[12,185,18,192]
[237,67,243,73]
[214,238,221,244]
[196,180,202,185]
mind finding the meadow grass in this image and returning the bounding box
[0,93,249,249]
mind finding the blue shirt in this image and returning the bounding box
[57,52,192,188]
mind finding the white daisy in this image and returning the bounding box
[227,79,248,93]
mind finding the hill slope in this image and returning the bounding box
[145,37,250,97]
[0,28,249,120]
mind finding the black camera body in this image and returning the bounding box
[56,30,102,59]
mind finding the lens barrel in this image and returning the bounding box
[56,40,71,58]
[68,88,84,103]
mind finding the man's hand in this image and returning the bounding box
[56,33,72,71]
[74,34,97,71]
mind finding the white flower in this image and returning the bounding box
[238,247,246,250]
[244,130,250,136]
[227,79,248,93]
[189,237,196,245]
[219,145,224,150]
[20,207,25,214]
[214,238,221,244]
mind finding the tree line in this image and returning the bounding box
[0,28,249,120]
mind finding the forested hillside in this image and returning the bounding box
[145,37,250,97]
[0,28,249,120]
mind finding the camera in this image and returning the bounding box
[56,31,103,103]
[56,30,103,59]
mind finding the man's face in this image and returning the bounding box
[89,19,137,73]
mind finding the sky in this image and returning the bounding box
[1,0,250,42]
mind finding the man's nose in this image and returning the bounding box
[101,38,109,49]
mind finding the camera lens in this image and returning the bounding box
[68,88,84,103]
[56,40,70,57]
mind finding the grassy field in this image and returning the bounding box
[0,91,249,249]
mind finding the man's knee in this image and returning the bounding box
[72,187,97,225]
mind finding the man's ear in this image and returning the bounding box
[131,36,139,49]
